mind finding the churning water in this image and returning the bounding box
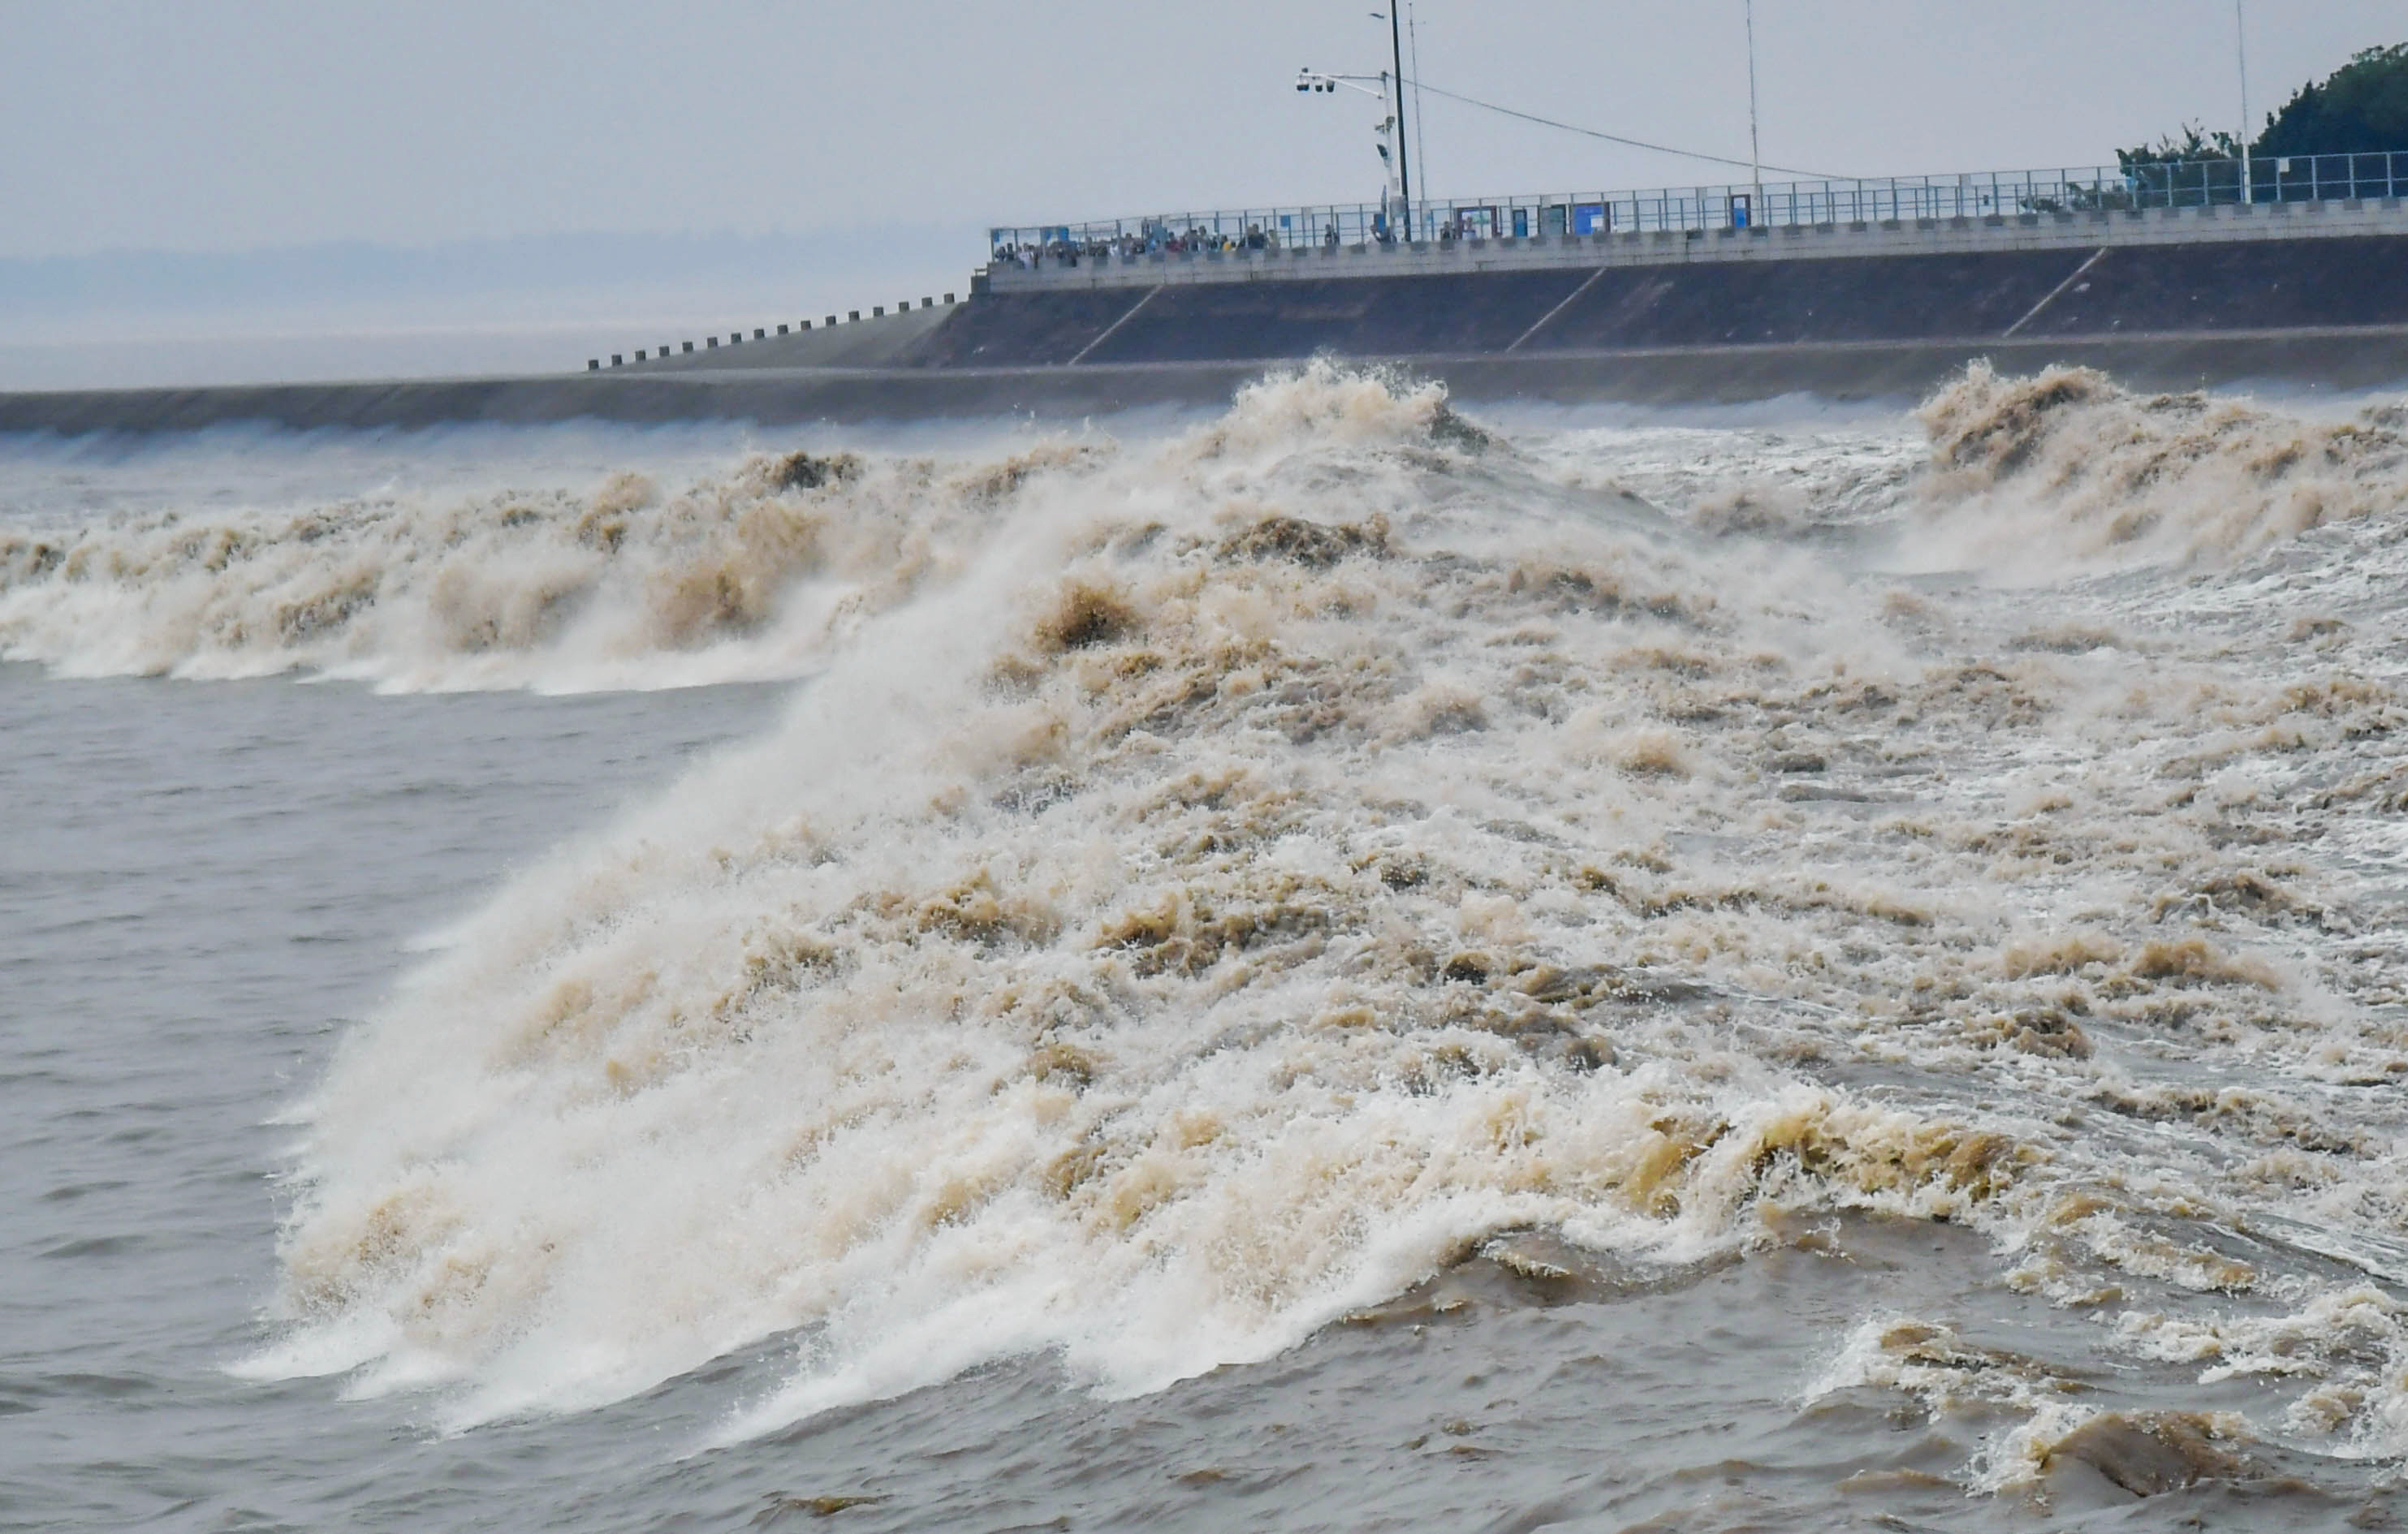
[6,363,2408,1531]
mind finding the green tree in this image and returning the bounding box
[2115,124,2242,175]
[2118,43,2408,167]
[2108,124,2246,208]
[2253,43,2408,159]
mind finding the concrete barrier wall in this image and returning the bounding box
[989,197,2408,294]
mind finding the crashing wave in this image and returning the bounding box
[101,361,2394,1473]
[239,364,2060,1433]
[1903,361,2408,572]
[0,441,1103,692]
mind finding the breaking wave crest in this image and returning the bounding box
[205,364,2408,1477]
[0,440,1093,692]
[11,362,2400,698]
[1905,360,2408,572]
[241,367,2017,1427]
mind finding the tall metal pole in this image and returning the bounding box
[1409,2,1428,214]
[1745,0,1763,213]
[1387,6,1413,227]
[2235,0,2252,203]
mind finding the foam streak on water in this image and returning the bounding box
[9,361,2408,1523]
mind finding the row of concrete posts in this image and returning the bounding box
[589,294,958,370]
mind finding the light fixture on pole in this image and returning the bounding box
[1297,65,1411,231]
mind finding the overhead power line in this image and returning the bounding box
[1403,77,1847,181]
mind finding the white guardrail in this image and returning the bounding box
[990,151,2408,262]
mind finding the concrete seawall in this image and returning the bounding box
[7,204,2408,435]
[925,235,2408,366]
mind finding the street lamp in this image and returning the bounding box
[1297,67,1411,231]
[2235,0,2253,204]
[1745,0,1763,214]
[1371,10,1413,226]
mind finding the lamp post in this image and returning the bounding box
[1745,0,1763,215]
[1298,66,1411,234]
[2235,0,2252,204]
[1408,3,1428,216]
[1375,10,1413,231]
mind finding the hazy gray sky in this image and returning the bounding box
[3,0,2400,258]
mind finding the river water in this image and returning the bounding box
[4,364,2406,1531]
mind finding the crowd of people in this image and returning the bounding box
[990,211,1515,268]
[993,218,1377,268]
[990,223,1295,268]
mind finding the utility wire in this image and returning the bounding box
[1403,77,1846,181]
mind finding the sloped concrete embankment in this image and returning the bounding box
[925,235,2408,363]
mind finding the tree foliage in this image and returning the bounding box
[2119,43,2408,167]
[2255,44,2408,159]
[2116,125,2242,175]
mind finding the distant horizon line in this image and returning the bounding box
[0,222,986,268]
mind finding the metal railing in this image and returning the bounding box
[989,150,2408,262]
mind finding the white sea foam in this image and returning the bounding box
[0,434,1074,692]
[1894,361,2408,578]
[87,361,2403,1465]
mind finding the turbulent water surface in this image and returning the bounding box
[6,364,2408,1531]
